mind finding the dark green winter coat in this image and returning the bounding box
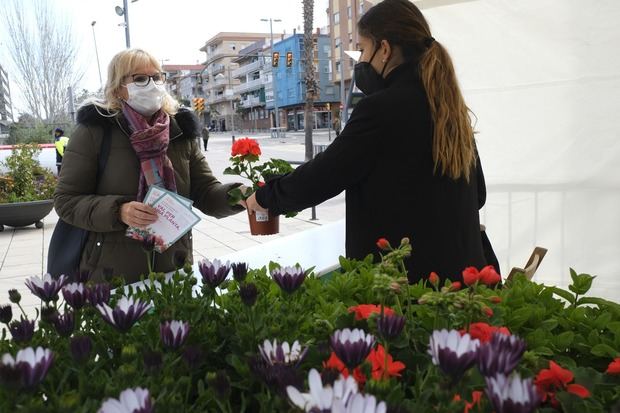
[54,104,243,283]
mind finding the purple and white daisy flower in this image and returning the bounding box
[0,346,54,388]
[53,310,75,337]
[9,317,35,343]
[286,368,358,412]
[62,282,87,309]
[86,283,111,307]
[271,266,306,293]
[98,387,153,413]
[485,373,540,413]
[478,333,526,377]
[258,339,308,367]
[428,329,480,381]
[96,296,152,333]
[25,273,67,302]
[377,314,406,340]
[330,328,376,369]
[199,258,231,289]
[160,320,190,349]
[332,393,388,413]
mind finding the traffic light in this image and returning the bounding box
[286,51,293,67]
[193,97,205,113]
[272,51,280,67]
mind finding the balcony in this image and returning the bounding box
[211,65,226,76]
[234,77,266,95]
[238,95,263,109]
[232,60,262,78]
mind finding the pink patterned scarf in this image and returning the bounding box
[122,102,177,201]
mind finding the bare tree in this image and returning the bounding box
[302,0,318,161]
[2,0,83,123]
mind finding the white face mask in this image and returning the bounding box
[125,81,165,116]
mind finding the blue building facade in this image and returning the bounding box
[269,33,340,130]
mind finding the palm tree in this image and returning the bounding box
[302,0,318,161]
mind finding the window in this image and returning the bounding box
[335,60,341,73]
[349,33,353,44]
[335,37,341,50]
[326,86,334,95]
[347,6,352,19]
[333,12,340,25]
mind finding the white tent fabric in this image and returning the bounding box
[422,0,620,300]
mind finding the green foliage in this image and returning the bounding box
[0,143,57,203]
[1,245,619,411]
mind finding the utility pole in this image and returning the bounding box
[91,21,103,91]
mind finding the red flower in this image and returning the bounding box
[428,272,439,286]
[479,265,501,285]
[606,358,620,375]
[535,361,590,407]
[366,344,406,380]
[462,267,480,286]
[231,138,261,157]
[257,181,265,187]
[323,352,366,385]
[489,296,502,304]
[376,238,390,250]
[348,304,394,321]
[462,266,502,286]
[450,281,462,291]
[462,322,510,343]
[483,307,494,318]
[453,391,484,413]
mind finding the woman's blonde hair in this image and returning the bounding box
[89,48,178,115]
[358,0,476,182]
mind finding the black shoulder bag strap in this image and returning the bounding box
[47,124,112,277]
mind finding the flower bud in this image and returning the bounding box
[428,272,440,286]
[400,237,410,246]
[8,289,21,304]
[207,370,231,401]
[490,296,502,304]
[376,238,391,251]
[122,344,138,361]
[239,283,259,307]
[0,304,12,324]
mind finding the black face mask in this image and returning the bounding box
[354,46,388,96]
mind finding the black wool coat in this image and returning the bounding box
[256,61,488,283]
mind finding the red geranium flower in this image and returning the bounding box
[450,281,462,291]
[323,352,366,385]
[366,344,406,380]
[453,391,483,413]
[461,322,510,343]
[428,272,439,286]
[348,304,394,321]
[534,360,590,407]
[376,238,390,250]
[606,358,620,375]
[462,266,501,286]
[231,137,261,157]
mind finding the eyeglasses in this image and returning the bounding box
[128,72,166,87]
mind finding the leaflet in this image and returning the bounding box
[126,186,200,253]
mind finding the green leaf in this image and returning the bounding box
[550,287,575,305]
[532,346,554,356]
[552,331,575,349]
[591,343,619,358]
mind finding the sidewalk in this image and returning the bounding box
[0,130,345,316]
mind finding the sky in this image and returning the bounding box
[1,0,330,115]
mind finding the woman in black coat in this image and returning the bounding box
[247,0,495,284]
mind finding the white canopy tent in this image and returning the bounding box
[417,0,620,300]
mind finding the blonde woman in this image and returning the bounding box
[54,49,244,283]
[247,0,495,284]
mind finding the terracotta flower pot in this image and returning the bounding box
[247,210,279,235]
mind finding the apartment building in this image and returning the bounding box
[199,32,268,132]
[326,0,380,101]
[231,40,272,131]
[0,64,14,135]
[272,32,341,131]
[162,64,206,105]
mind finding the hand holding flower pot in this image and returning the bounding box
[223,138,295,235]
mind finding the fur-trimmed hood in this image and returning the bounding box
[76,103,201,140]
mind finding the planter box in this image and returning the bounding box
[0,199,54,231]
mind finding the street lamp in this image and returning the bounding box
[260,18,282,138]
[91,21,103,91]
[115,0,139,48]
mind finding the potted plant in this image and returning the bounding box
[223,137,295,235]
[0,143,56,231]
